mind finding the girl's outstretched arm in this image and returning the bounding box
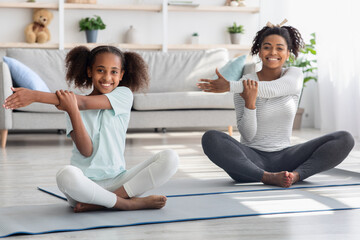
[3,87,59,109]
[56,90,93,157]
[3,87,112,110]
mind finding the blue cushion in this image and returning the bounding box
[212,54,247,81]
[3,56,51,92]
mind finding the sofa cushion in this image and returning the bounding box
[212,54,247,81]
[137,49,228,93]
[133,91,234,110]
[3,56,51,92]
[6,49,70,92]
[6,49,91,113]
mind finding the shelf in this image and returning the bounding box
[0,2,259,13]
[0,42,251,51]
[0,2,58,9]
[64,3,162,12]
[0,2,259,51]
[167,6,260,13]
[168,44,251,51]
[0,42,59,49]
[64,43,162,50]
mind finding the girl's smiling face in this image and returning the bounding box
[259,34,290,69]
[88,52,124,95]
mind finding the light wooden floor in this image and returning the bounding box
[1,128,360,240]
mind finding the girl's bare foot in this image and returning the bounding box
[114,195,167,211]
[262,171,292,188]
[73,195,166,213]
[74,202,105,213]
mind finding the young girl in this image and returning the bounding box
[3,45,179,212]
[197,20,354,188]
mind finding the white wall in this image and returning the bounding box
[0,0,317,128]
[0,0,260,46]
[259,0,319,128]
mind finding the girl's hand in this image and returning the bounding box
[240,79,258,109]
[3,87,35,109]
[197,68,230,93]
[55,90,78,114]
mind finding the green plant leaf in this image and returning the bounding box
[227,22,244,34]
[79,15,106,31]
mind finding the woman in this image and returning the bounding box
[197,21,354,188]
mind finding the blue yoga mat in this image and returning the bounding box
[39,168,360,201]
[2,185,360,238]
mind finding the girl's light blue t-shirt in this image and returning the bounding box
[65,87,133,181]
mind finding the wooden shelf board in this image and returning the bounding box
[0,43,251,51]
[168,6,260,13]
[0,42,59,49]
[168,44,251,50]
[0,2,58,9]
[64,4,161,12]
[0,3,259,13]
[64,43,162,50]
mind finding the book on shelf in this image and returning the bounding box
[168,1,199,7]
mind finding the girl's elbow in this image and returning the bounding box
[80,147,93,158]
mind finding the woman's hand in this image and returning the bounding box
[197,68,230,93]
[3,87,36,109]
[55,90,78,114]
[240,79,258,110]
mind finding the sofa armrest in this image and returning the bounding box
[0,61,13,129]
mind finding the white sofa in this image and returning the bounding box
[0,48,253,147]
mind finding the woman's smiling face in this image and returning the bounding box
[259,34,290,69]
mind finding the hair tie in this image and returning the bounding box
[266,18,288,28]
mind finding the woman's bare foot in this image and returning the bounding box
[262,171,292,188]
[288,171,300,185]
[114,195,167,211]
[74,202,105,213]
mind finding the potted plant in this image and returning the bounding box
[79,15,106,43]
[227,22,244,44]
[286,33,317,129]
[191,32,199,44]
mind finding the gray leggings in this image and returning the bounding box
[202,130,354,182]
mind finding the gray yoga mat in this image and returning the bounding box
[2,185,360,238]
[39,168,360,201]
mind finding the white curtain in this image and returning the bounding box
[260,0,360,138]
[316,1,360,138]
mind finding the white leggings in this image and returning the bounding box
[56,149,179,208]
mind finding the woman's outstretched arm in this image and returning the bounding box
[197,67,303,98]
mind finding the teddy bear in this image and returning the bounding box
[25,9,53,44]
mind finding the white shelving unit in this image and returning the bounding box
[0,1,259,51]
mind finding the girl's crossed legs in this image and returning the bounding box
[56,149,179,212]
[202,130,354,188]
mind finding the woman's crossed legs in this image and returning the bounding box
[202,130,354,188]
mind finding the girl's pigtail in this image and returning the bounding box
[65,46,92,89]
[121,52,150,93]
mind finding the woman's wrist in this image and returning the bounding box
[245,100,256,110]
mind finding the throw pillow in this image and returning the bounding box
[3,56,51,92]
[212,54,246,81]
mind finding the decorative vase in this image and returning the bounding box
[230,33,241,44]
[191,35,199,44]
[85,30,98,43]
[230,1,239,7]
[124,25,137,44]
